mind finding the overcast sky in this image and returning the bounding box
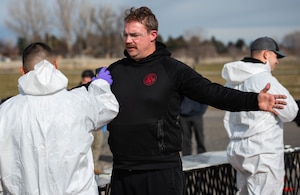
[0,0,299,45]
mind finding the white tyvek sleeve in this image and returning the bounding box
[0,176,3,195]
[267,76,298,122]
[88,79,119,129]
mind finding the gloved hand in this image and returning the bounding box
[92,67,113,85]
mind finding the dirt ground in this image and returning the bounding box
[97,107,300,170]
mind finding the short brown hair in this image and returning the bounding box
[124,7,158,32]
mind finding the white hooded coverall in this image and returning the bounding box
[222,60,298,195]
[0,60,119,195]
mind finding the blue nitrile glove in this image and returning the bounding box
[92,67,112,85]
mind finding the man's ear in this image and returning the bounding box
[150,30,158,42]
[53,60,58,69]
[19,66,25,75]
[262,50,269,63]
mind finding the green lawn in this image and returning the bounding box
[1,58,300,100]
[195,58,300,99]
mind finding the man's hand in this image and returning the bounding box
[258,83,287,115]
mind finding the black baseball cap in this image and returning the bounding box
[250,37,286,58]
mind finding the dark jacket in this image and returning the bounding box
[107,42,259,170]
[294,100,300,126]
[180,97,208,117]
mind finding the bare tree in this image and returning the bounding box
[184,28,214,65]
[227,44,239,60]
[91,4,122,57]
[113,7,126,57]
[5,0,50,43]
[0,39,19,59]
[186,36,201,66]
[54,0,79,56]
[199,41,218,60]
[73,0,94,55]
[283,31,300,58]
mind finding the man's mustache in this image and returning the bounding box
[126,43,137,48]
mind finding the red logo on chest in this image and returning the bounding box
[143,73,157,86]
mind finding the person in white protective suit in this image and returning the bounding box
[222,37,299,195]
[0,42,119,195]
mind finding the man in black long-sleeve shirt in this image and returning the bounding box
[105,6,287,195]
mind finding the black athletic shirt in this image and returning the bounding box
[107,42,259,170]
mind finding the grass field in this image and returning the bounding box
[194,57,300,100]
[0,58,118,100]
[1,57,300,100]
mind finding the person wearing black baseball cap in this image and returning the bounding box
[222,37,298,194]
[248,36,286,71]
[251,36,286,58]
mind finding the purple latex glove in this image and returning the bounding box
[92,67,112,85]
